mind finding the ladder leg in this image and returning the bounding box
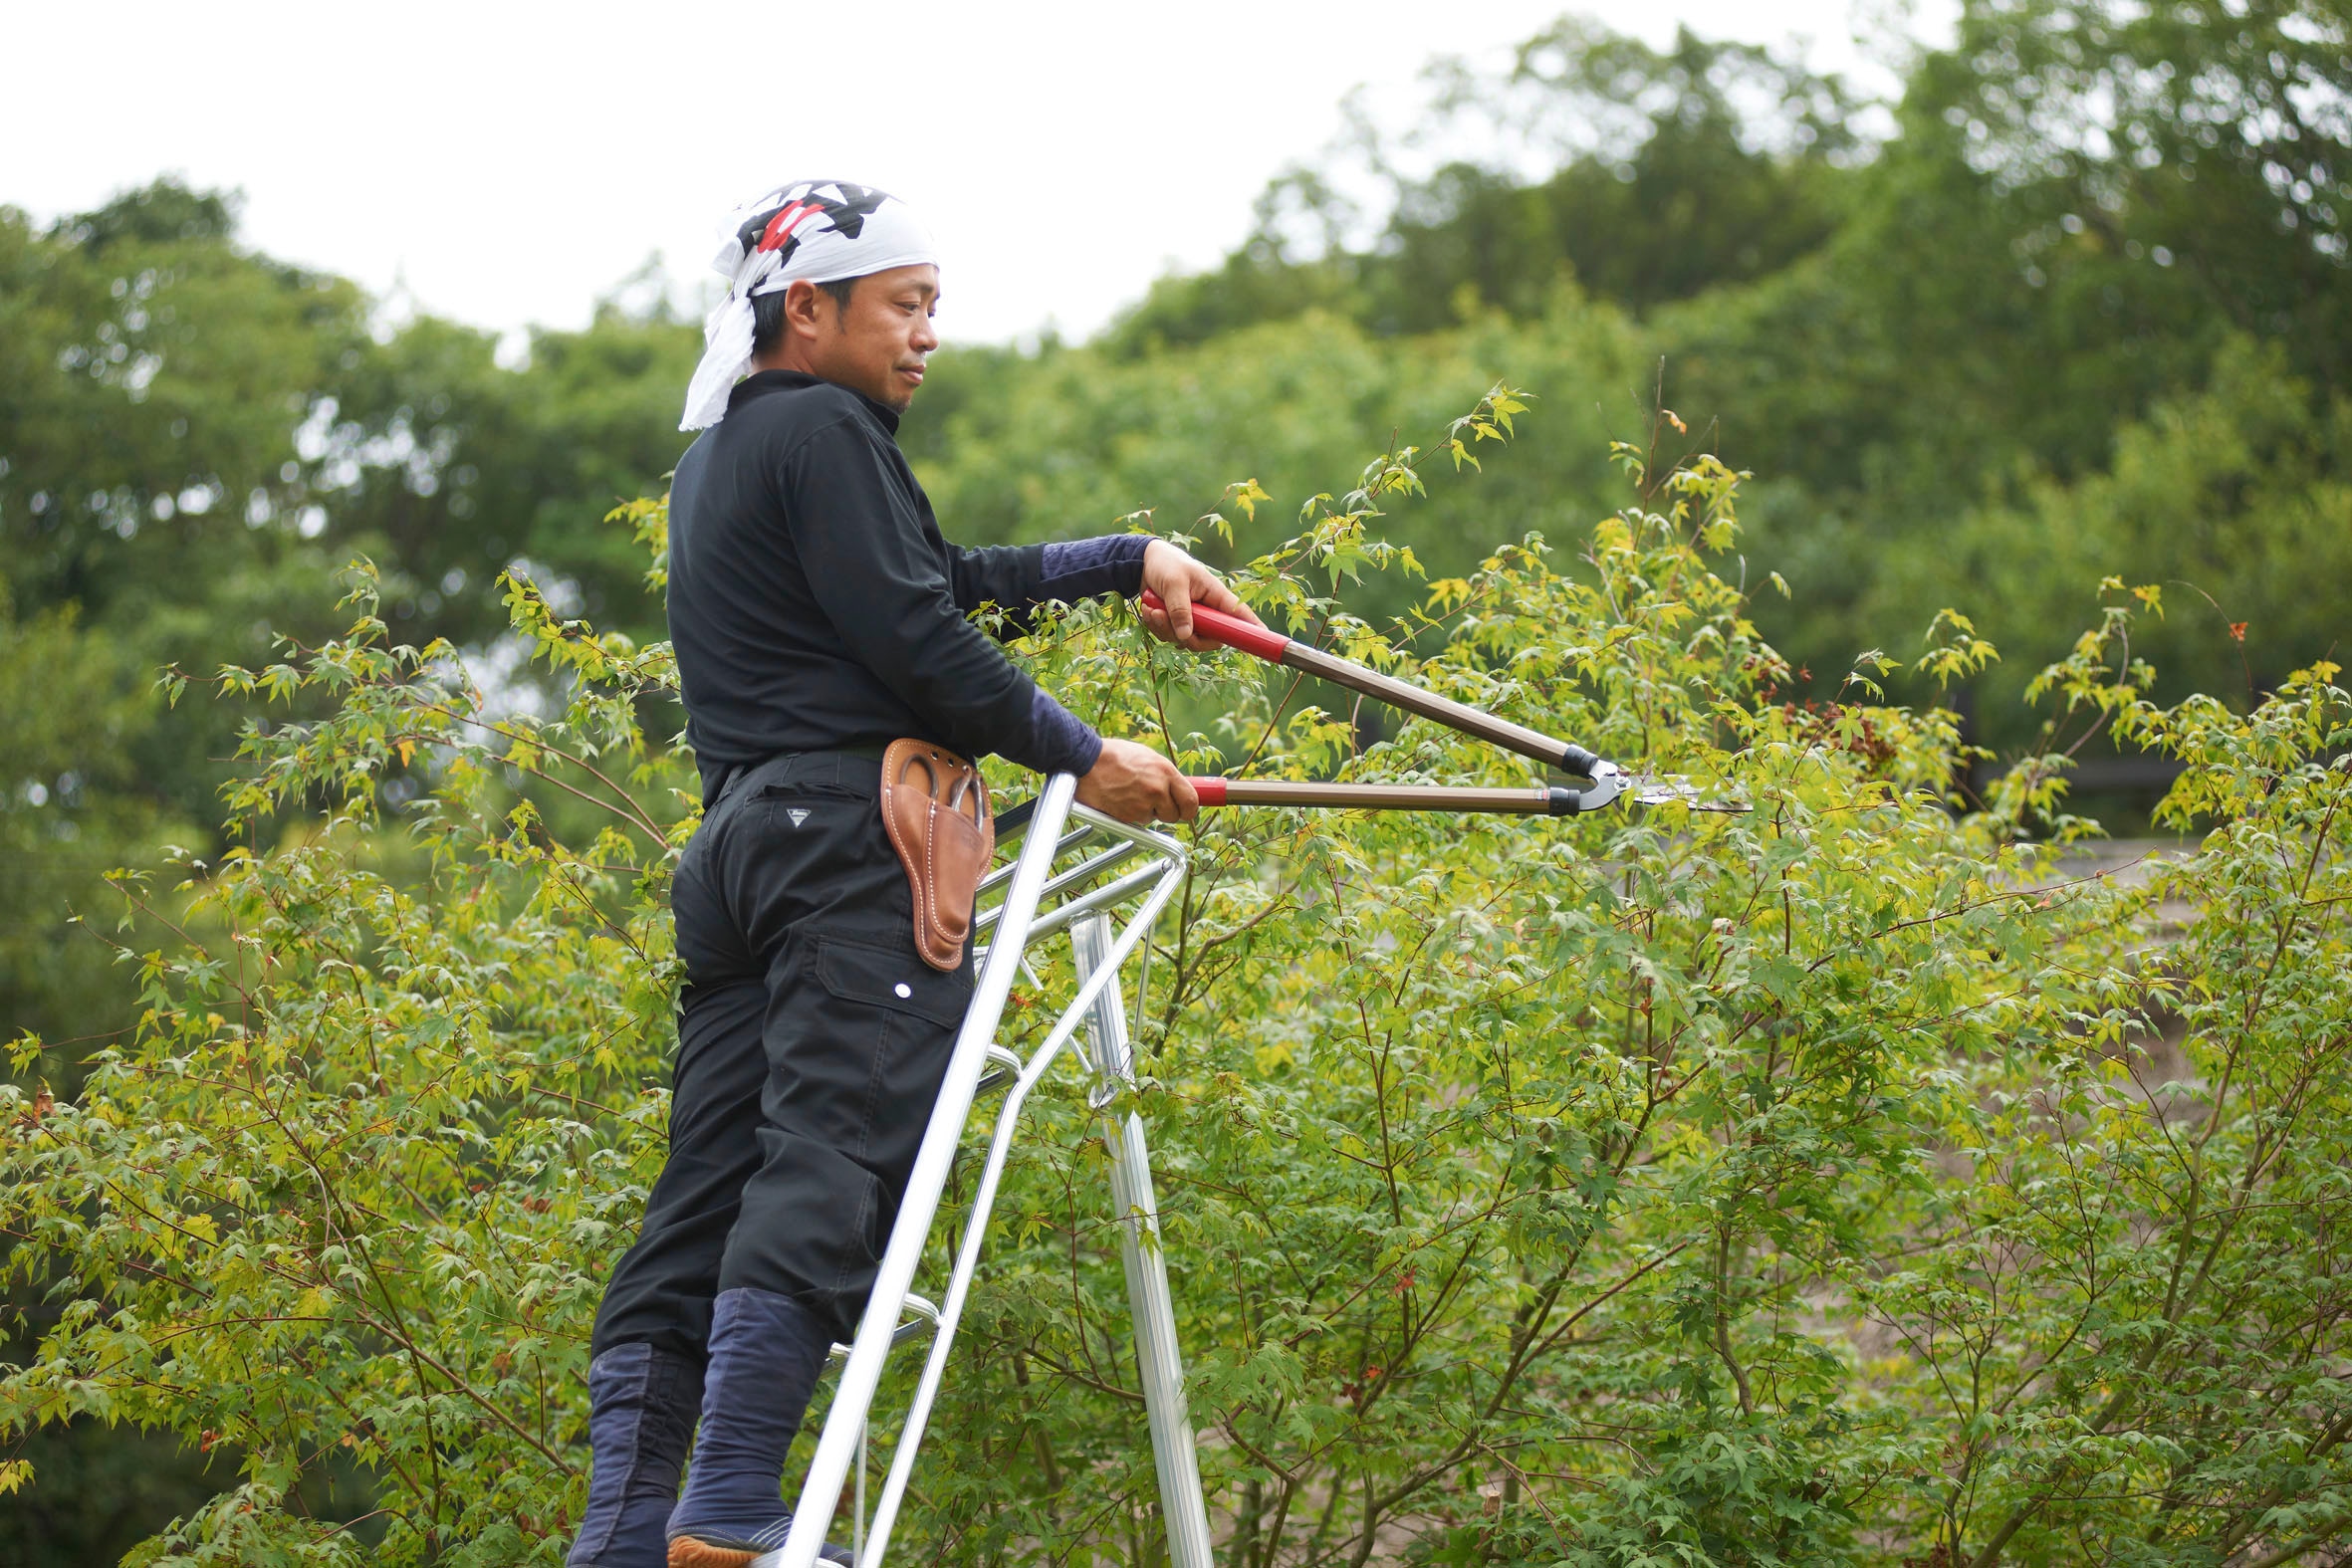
[1073,914,1216,1568]
[853,875,1186,1564]
[769,776,1080,1568]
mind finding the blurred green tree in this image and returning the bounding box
[0,181,702,1061]
[1108,23,1865,352]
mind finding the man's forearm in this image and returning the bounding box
[996,538,1141,774]
[1005,686,1103,778]
[927,535,1164,772]
[949,535,1151,639]
[1035,536,1150,602]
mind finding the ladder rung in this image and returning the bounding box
[975,1043,1024,1094]
[829,1292,942,1361]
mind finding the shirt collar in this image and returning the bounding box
[729,369,902,433]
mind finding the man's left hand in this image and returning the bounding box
[1136,541,1267,652]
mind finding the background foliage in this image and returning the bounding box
[3,0,2350,1560]
[2,403,2348,1564]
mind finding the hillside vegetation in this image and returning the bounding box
[5,412,2349,1565]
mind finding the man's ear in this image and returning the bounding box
[784,278,829,339]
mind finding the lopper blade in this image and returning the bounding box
[1625,776,1750,812]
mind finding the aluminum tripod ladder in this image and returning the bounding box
[764,772,1214,1568]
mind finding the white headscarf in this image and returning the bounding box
[680,180,938,431]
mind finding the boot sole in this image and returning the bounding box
[667,1534,850,1567]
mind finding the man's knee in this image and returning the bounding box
[719,1131,894,1338]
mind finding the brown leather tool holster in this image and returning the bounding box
[879,739,995,972]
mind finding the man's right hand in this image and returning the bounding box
[1074,738,1198,825]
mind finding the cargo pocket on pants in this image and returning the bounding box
[814,937,972,1029]
[804,938,974,1299]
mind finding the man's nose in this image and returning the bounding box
[911,314,940,353]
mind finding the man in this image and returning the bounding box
[568,180,1262,1568]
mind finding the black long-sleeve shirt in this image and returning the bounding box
[667,370,1148,803]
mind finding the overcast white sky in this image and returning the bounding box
[8,0,1953,349]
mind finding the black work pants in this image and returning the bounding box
[590,751,975,1360]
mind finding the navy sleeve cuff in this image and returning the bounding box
[1038,535,1152,602]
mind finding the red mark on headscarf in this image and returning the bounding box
[758,202,821,252]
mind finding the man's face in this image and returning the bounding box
[805,263,940,412]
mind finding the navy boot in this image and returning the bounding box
[569,1341,705,1567]
[665,1287,851,1567]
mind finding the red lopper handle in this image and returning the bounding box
[1188,777,1228,807]
[1139,589,1290,662]
[1144,589,1608,780]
